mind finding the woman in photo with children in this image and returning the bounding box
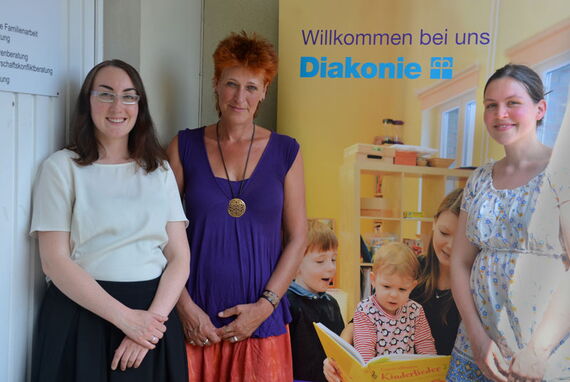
[409,188,462,356]
[323,188,464,382]
[167,31,307,381]
[448,64,570,382]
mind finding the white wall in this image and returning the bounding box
[104,0,278,138]
[0,1,101,380]
[141,0,203,144]
[104,0,203,145]
[103,0,141,69]
[0,87,64,382]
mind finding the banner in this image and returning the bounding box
[278,0,570,225]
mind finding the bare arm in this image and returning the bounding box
[111,221,190,370]
[450,211,483,343]
[263,150,308,300]
[218,151,308,340]
[38,231,166,349]
[451,211,507,381]
[147,221,190,316]
[166,135,184,195]
[167,134,222,346]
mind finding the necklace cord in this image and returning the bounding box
[216,121,256,198]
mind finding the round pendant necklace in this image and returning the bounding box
[216,121,255,218]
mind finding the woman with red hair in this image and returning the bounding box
[167,31,307,381]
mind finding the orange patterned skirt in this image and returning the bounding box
[186,327,293,382]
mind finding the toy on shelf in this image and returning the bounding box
[378,118,404,145]
[403,211,424,219]
[403,238,423,256]
[363,232,399,262]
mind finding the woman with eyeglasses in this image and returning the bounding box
[30,59,190,381]
[167,31,307,381]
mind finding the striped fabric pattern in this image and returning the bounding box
[354,295,436,362]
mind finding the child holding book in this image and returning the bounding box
[287,220,345,382]
[353,242,436,362]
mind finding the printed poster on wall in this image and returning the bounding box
[277,0,570,323]
[278,0,570,228]
[0,0,64,96]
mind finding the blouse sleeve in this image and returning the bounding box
[277,134,300,179]
[460,165,485,212]
[29,152,74,237]
[285,137,300,172]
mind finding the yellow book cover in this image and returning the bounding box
[314,322,451,382]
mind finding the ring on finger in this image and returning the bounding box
[203,338,210,346]
[230,335,238,343]
[151,335,158,343]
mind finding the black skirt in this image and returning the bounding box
[31,278,188,382]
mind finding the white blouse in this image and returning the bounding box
[30,149,188,282]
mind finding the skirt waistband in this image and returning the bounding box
[47,276,161,308]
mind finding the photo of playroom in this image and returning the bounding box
[279,2,570,380]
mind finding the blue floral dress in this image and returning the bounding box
[447,162,570,381]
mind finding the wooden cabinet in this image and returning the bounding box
[338,150,473,314]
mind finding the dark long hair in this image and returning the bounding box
[417,188,463,324]
[67,59,166,172]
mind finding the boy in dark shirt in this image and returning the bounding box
[287,220,345,382]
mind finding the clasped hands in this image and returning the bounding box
[182,299,274,347]
[111,309,168,371]
[109,300,273,371]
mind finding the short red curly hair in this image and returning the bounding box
[212,31,278,87]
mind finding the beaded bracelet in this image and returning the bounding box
[261,289,280,309]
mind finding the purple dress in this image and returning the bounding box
[178,127,299,338]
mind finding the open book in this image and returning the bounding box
[314,322,450,382]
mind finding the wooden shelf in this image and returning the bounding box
[360,216,400,221]
[338,149,474,315]
[361,216,434,222]
[347,155,474,178]
[403,217,434,222]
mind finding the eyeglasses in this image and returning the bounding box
[91,90,140,105]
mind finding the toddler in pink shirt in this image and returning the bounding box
[354,242,436,362]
